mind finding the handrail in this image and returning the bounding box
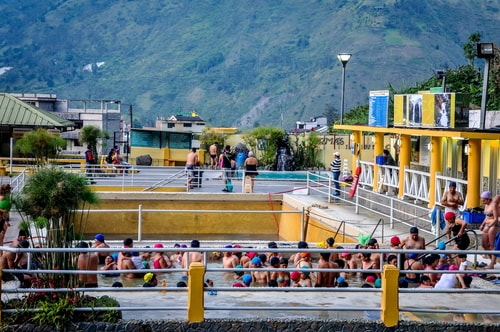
[143,168,187,191]
[1,246,500,326]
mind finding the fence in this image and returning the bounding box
[1,246,500,327]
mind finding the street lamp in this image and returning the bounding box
[477,42,495,130]
[435,70,446,91]
[337,53,352,125]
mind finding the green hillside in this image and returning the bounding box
[0,0,499,129]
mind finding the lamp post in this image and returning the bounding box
[435,70,446,91]
[337,53,352,125]
[477,42,495,130]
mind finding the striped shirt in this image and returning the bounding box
[330,158,341,172]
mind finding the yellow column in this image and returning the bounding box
[351,130,362,171]
[187,262,205,322]
[428,136,442,208]
[398,135,411,199]
[466,139,481,209]
[381,265,399,327]
[373,132,384,192]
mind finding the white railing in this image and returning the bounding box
[377,164,399,194]
[358,161,374,188]
[403,167,430,202]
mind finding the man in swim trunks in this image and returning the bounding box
[441,181,464,217]
[186,148,199,188]
[209,142,218,169]
[401,226,426,254]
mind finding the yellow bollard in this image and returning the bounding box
[381,265,399,327]
[187,262,205,322]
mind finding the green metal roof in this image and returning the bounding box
[0,93,74,128]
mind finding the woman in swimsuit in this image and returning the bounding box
[444,211,470,250]
[359,252,380,279]
[480,192,498,249]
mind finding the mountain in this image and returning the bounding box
[1,0,500,130]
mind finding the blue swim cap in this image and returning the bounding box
[337,276,345,283]
[438,241,446,250]
[251,257,262,265]
[242,274,252,285]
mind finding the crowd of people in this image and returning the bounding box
[189,142,259,193]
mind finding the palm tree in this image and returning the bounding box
[15,167,100,288]
[15,128,67,167]
[79,125,110,162]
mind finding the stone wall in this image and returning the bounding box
[6,319,499,332]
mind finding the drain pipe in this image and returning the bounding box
[302,207,311,241]
[300,207,305,241]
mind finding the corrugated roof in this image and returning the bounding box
[0,93,74,128]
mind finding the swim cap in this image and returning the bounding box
[438,241,446,250]
[251,257,262,265]
[444,211,456,220]
[242,274,252,285]
[144,273,155,283]
[366,276,376,283]
[290,271,301,281]
[94,234,105,242]
[390,236,401,245]
[153,243,164,249]
[481,191,492,199]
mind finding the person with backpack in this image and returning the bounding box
[85,145,97,183]
[219,145,234,192]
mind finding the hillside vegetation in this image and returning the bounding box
[0,0,499,129]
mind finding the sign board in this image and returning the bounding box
[368,90,390,127]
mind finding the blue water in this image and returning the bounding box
[235,171,323,181]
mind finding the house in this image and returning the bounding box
[154,112,206,134]
[293,116,328,133]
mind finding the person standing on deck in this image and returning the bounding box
[330,152,341,196]
[441,182,464,217]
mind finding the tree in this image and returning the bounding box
[15,128,66,167]
[14,167,99,288]
[243,127,287,168]
[79,125,110,162]
[463,32,481,66]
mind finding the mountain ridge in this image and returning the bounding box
[1,0,500,129]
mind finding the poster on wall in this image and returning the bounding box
[434,93,455,128]
[368,90,390,127]
[408,94,423,127]
[394,92,457,128]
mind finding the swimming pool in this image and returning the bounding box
[233,171,325,181]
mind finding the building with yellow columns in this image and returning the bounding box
[336,124,499,210]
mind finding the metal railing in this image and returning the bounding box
[1,246,500,326]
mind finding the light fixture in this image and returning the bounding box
[337,53,352,125]
[477,43,495,58]
[464,144,469,155]
[427,142,432,152]
[434,70,446,91]
[477,43,495,129]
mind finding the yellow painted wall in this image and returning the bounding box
[82,192,358,243]
[83,193,284,238]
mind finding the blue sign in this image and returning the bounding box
[368,90,390,127]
